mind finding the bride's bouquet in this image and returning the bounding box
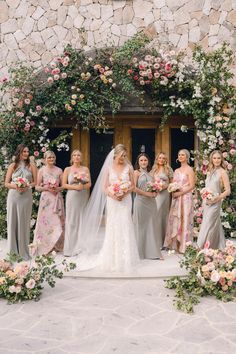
[109,181,131,196]
[167,182,181,193]
[14,176,29,189]
[73,172,89,185]
[200,188,219,201]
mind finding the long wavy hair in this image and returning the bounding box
[151,152,171,176]
[13,144,30,171]
[208,150,226,172]
[134,153,152,172]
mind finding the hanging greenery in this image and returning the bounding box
[0,32,235,242]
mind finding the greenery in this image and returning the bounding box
[165,242,236,313]
[0,247,76,304]
[0,32,235,239]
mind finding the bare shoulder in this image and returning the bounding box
[7,163,15,171]
[82,166,90,173]
[221,168,229,178]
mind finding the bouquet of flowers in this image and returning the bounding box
[14,176,29,189]
[167,182,181,193]
[166,240,236,313]
[154,177,167,191]
[200,188,219,201]
[146,181,161,192]
[0,248,76,304]
[47,177,59,189]
[109,181,131,196]
[73,172,89,185]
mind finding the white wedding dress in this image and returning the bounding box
[77,163,140,274]
[97,165,140,272]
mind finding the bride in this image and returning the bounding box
[77,144,140,273]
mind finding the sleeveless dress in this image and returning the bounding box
[34,166,65,255]
[154,170,173,246]
[164,170,194,253]
[97,165,140,272]
[133,171,162,259]
[63,173,89,256]
[197,169,225,249]
[7,162,33,260]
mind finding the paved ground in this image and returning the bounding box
[1,239,236,354]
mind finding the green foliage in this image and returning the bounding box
[166,243,236,313]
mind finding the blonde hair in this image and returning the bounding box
[70,149,82,165]
[113,144,127,159]
[44,150,56,163]
[152,152,172,176]
[208,150,226,172]
[178,149,190,164]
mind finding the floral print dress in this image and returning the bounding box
[34,166,65,255]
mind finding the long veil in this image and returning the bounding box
[77,148,114,255]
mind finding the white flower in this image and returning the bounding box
[210,271,220,283]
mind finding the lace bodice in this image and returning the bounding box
[109,164,130,184]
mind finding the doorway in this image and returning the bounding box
[131,129,156,166]
[90,129,114,186]
[170,128,194,170]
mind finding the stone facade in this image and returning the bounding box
[0,0,236,77]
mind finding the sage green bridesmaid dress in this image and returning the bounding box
[7,162,33,260]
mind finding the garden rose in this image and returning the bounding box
[34,151,39,157]
[210,270,220,282]
[47,77,53,83]
[61,73,67,79]
[26,279,36,289]
[36,105,42,111]
[54,74,60,81]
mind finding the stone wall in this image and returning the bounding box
[0,0,236,77]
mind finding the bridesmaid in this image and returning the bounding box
[34,151,65,255]
[164,149,195,253]
[133,153,163,260]
[197,150,230,249]
[151,152,173,247]
[63,150,91,256]
[5,144,37,260]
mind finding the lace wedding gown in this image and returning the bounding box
[78,164,140,274]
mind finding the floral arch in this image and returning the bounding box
[0,33,235,238]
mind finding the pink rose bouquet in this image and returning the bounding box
[146,181,161,192]
[200,188,219,201]
[73,172,89,185]
[109,181,131,196]
[14,176,29,188]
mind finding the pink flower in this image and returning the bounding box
[211,271,220,282]
[197,218,202,224]
[24,98,30,105]
[47,77,54,84]
[26,279,36,289]
[41,147,46,152]
[227,163,233,170]
[34,151,39,157]
[44,67,50,73]
[61,73,67,79]
[228,139,235,146]
[230,149,236,156]
[24,126,30,132]
[51,68,60,75]
[16,111,24,117]
[30,121,35,126]
[14,262,29,278]
[36,105,42,111]
[0,76,8,83]
[50,61,57,68]
[9,285,22,293]
[222,152,228,158]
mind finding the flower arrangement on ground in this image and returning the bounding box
[165,241,236,313]
[0,246,76,304]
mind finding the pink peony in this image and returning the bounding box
[26,279,36,289]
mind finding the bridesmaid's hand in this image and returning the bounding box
[16,186,29,193]
[74,184,84,191]
[172,191,182,198]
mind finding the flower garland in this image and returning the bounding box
[0,33,235,239]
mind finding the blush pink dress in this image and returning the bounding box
[34,166,65,255]
[164,170,193,253]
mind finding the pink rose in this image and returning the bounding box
[24,126,30,132]
[197,218,202,224]
[50,62,57,68]
[24,98,30,105]
[30,121,35,126]
[26,279,36,289]
[53,74,60,81]
[44,67,50,73]
[47,77,53,84]
[51,68,60,75]
[41,147,46,152]
[34,151,39,157]
[36,105,42,111]
[211,271,220,282]
[222,152,228,158]
[230,149,236,156]
[61,73,67,79]
[227,163,233,170]
[204,241,210,249]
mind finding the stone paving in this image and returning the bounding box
[0,277,236,354]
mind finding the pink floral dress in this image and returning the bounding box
[34,166,65,255]
[164,170,193,253]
